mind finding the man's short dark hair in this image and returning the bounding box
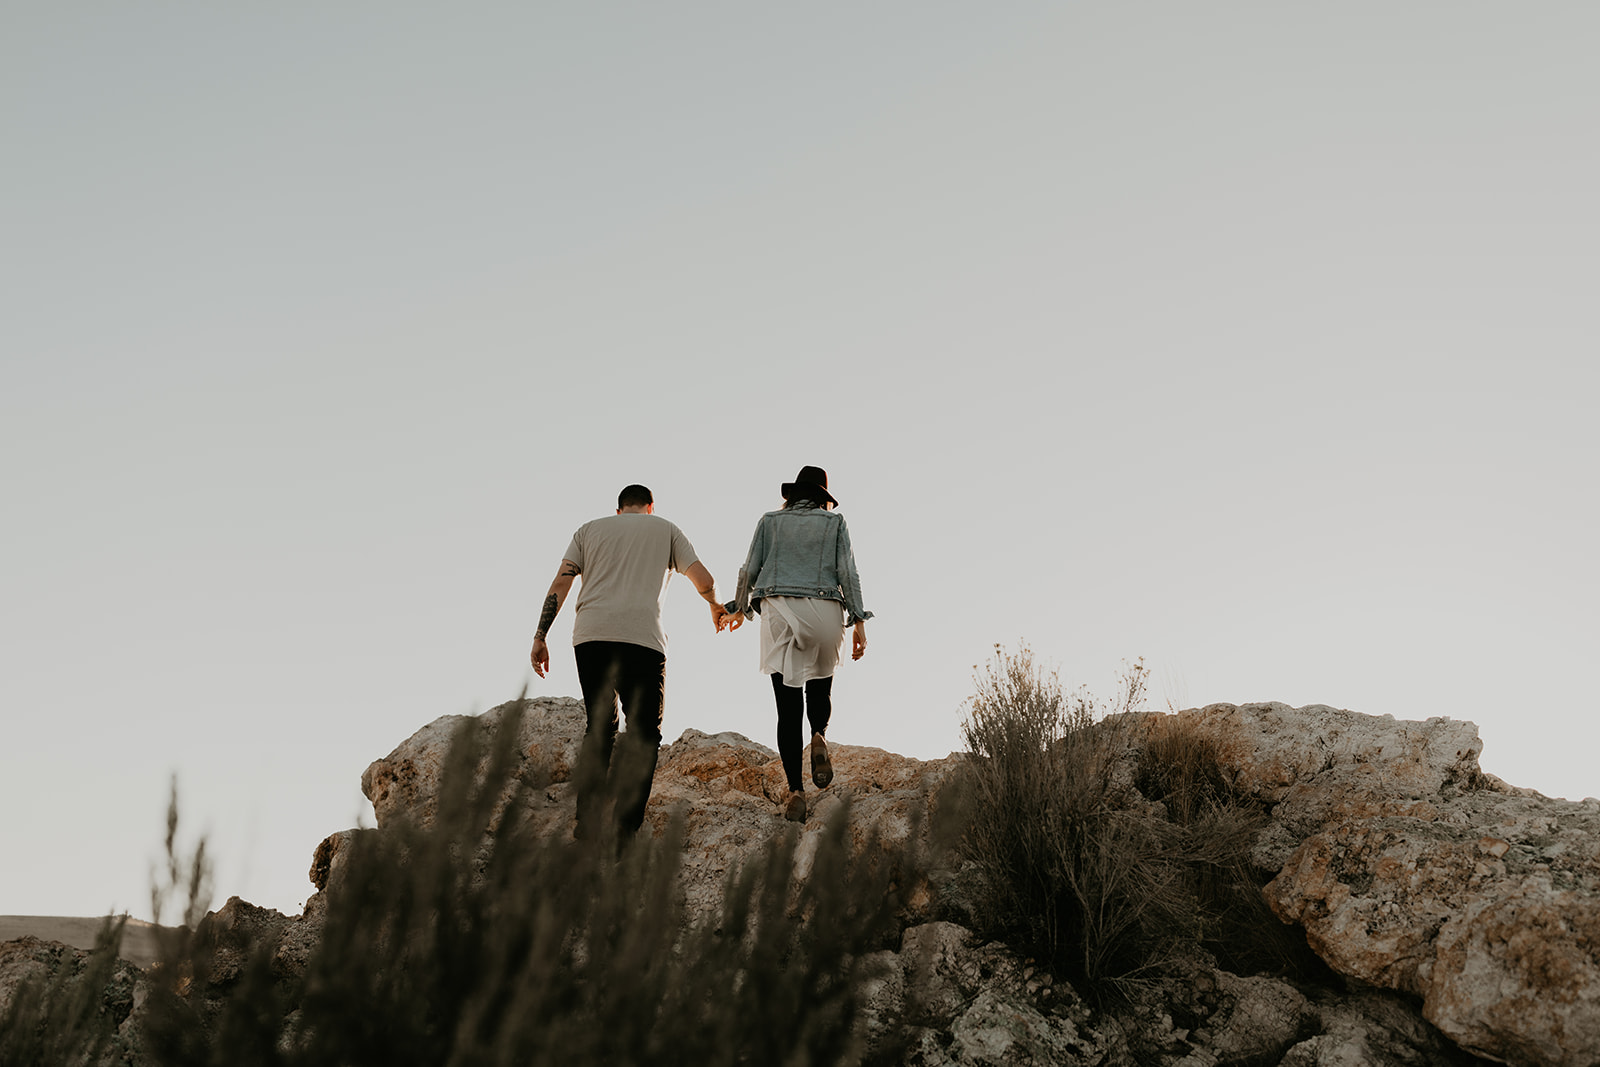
[618,484,654,509]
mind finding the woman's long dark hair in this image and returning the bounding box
[782,489,832,509]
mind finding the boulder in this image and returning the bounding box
[890,922,1121,1067]
[1146,703,1485,871]
[359,696,587,839]
[1282,988,1502,1066]
[1171,971,1314,1066]
[193,896,293,985]
[1172,703,1600,1067]
[358,697,963,924]
[0,934,143,1066]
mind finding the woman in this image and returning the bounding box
[725,466,872,822]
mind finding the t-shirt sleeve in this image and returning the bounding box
[562,525,585,571]
[668,522,699,575]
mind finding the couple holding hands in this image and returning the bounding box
[530,466,872,837]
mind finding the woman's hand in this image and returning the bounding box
[723,610,746,632]
[851,621,867,660]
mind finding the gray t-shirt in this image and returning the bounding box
[562,513,700,655]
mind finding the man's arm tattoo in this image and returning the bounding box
[559,563,580,577]
[535,593,560,638]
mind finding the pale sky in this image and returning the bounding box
[4,4,1597,921]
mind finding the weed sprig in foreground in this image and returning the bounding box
[5,702,916,1067]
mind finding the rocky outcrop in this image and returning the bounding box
[9,695,1597,1066]
[1146,702,1486,871]
[1156,702,1600,1067]
[1265,793,1600,1066]
[348,696,1600,1065]
[0,934,144,1065]
[358,696,962,922]
[882,921,1122,1066]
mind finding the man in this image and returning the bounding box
[531,484,726,841]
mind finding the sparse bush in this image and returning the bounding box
[1133,716,1318,978]
[1134,714,1235,828]
[956,645,1316,997]
[957,645,1182,990]
[133,701,915,1066]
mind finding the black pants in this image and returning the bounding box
[772,673,832,793]
[574,641,666,838]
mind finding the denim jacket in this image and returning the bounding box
[729,504,873,625]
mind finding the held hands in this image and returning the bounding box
[722,610,745,632]
[710,600,731,632]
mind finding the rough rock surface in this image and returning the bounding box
[348,696,1599,1066]
[1148,702,1487,872]
[0,935,144,1064]
[1171,970,1315,1066]
[883,921,1123,1066]
[10,696,1598,1067]
[1281,989,1489,1066]
[357,696,963,922]
[1184,703,1600,1067]
[1266,802,1600,1066]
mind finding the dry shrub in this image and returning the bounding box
[1135,715,1236,828]
[957,645,1183,990]
[957,645,1320,996]
[1133,716,1318,979]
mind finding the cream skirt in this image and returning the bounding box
[759,595,847,687]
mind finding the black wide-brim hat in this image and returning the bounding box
[781,465,838,507]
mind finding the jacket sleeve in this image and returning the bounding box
[729,515,770,616]
[835,516,873,625]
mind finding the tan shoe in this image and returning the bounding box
[784,790,806,823]
[810,733,833,788]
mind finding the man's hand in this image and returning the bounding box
[851,621,867,661]
[686,561,728,633]
[531,636,551,678]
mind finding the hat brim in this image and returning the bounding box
[781,482,838,507]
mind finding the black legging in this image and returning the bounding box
[772,673,832,793]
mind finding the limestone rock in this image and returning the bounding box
[1263,788,1600,1065]
[1425,872,1600,1067]
[1281,989,1493,1066]
[1171,703,1484,804]
[1174,971,1314,1065]
[1235,710,1600,1067]
[360,698,962,925]
[307,828,365,892]
[891,922,1120,1067]
[0,934,142,1065]
[1149,703,1483,871]
[936,987,1096,1066]
[0,936,79,1018]
[193,896,293,984]
[359,696,586,837]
